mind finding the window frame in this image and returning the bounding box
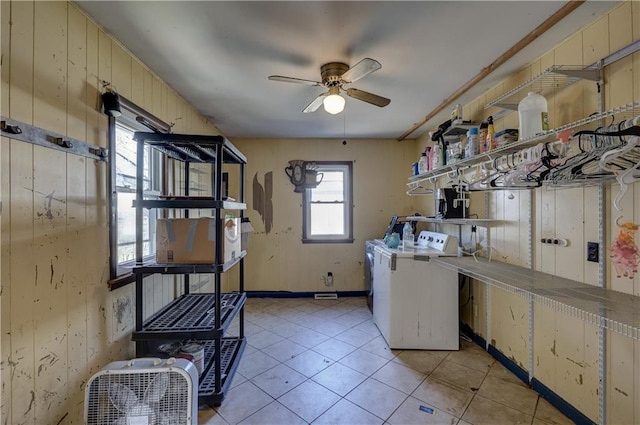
[302,161,354,244]
[108,97,170,289]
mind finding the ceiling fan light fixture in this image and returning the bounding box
[323,87,345,115]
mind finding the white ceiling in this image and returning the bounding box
[75,1,616,140]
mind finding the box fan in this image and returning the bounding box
[84,357,198,425]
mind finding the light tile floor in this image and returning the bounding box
[199,297,575,425]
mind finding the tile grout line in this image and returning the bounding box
[211,298,564,425]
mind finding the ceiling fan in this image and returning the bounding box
[268,58,391,114]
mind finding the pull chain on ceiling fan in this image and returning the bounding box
[268,58,391,114]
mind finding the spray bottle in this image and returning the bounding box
[486,116,496,151]
[431,143,441,170]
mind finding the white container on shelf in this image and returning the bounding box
[518,92,549,140]
[431,144,442,170]
[465,127,479,157]
[402,222,414,251]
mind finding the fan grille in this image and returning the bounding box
[86,369,191,425]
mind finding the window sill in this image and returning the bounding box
[108,272,135,290]
[302,238,355,244]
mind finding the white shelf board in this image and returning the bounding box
[406,217,500,226]
[433,256,640,340]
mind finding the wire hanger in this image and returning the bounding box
[406,182,434,196]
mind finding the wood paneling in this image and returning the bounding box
[1,2,222,423]
[450,3,639,422]
[8,140,36,424]
[9,1,34,123]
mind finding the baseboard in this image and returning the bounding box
[245,290,367,298]
[460,322,596,425]
[460,322,487,348]
[486,345,529,385]
[531,378,596,425]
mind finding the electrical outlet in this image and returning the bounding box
[587,242,599,262]
[326,272,334,286]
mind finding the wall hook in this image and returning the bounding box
[1,120,22,135]
[49,136,73,148]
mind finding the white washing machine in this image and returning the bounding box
[373,231,460,350]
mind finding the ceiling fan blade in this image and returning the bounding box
[340,58,381,84]
[345,88,390,107]
[303,92,328,113]
[268,75,322,86]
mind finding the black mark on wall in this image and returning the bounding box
[253,171,273,234]
[36,190,66,221]
[114,296,132,328]
[614,387,629,397]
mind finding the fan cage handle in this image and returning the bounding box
[127,357,167,367]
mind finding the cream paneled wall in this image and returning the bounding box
[234,138,417,293]
[415,2,640,423]
[0,2,223,423]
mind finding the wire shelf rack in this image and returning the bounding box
[485,65,601,111]
[433,257,640,340]
[409,101,640,186]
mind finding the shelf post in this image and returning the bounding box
[214,142,224,395]
[598,181,606,425]
[135,135,145,355]
[184,161,191,295]
[239,160,246,338]
[527,190,535,383]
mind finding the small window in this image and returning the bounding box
[109,98,169,285]
[302,161,353,243]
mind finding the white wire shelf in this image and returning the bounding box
[408,100,640,186]
[406,216,501,226]
[485,65,601,111]
[433,257,640,340]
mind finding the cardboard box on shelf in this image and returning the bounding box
[156,217,241,264]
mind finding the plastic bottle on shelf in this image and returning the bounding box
[451,103,463,125]
[465,127,479,158]
[431,144,441,170]
[442,141,449,165]
[486,116,497,150]
[518,92,549,140]
[402,222,414,251]
[425,146,432,171]
[478,121,488,154]
[418,152,427,174]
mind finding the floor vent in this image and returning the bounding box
[314,293,338,300]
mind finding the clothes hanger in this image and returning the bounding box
[467,161,495,191]
[598,136,640,210]
[406,182,434,196]
[547,133,597,183]
[598,134,640,173]
[572,125,640,178]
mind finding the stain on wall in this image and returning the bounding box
[113,296,133,331]
[252,171,273,234]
